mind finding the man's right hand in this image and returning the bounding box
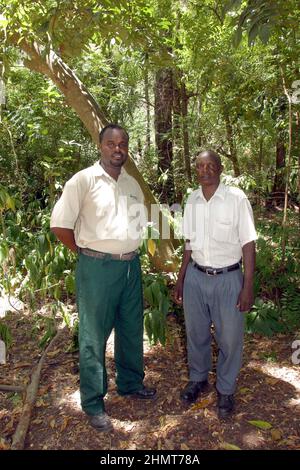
[174,279,184,305]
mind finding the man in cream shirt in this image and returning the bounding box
[175,150,256,419]
[51,124,156,432]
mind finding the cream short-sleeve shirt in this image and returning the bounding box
[183,183,257,268]
[50,162,147,254]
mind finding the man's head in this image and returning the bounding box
[99,124,129,170]
[195,150,223,187]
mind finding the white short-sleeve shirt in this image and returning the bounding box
[183,183,257,268]
[50,162,147,254]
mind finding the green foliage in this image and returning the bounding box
[143,272,170,346]
[245,210,300,336]
[38,316,56,349]
[0,321,12,349]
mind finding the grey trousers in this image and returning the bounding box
[183,263,244,395]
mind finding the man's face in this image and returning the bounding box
[195,153,222,187]
[100,129,129,169]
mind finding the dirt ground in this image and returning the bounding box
[1,307,300,451]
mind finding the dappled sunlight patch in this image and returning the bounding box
[60,388,81,411]
[242,429,266,448]
[259,364,300,391]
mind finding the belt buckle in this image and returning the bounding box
[206,268,217,276]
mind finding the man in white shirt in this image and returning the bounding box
[51,124,156,432]
[174,150,256,419]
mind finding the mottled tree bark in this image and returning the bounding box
[154,67,175,204]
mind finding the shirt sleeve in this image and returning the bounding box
[50,173,87,229]
[183,195,193,241]
[238,197,257,247]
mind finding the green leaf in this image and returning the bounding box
[220,442,241,450]
[258,24,271,44]
[248,420,272,430]
[233,27,243,47]
[0,243,9,264]
[248,22,260,45]
[0,15,8,29]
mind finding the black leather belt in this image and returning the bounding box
[192,260,241,276]
[79,247,138,261]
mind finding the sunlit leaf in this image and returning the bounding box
[147,239,156,257]
[248,420,272,430]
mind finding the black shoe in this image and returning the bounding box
[88,413,113,432]
[129,386,157,400]
[180,380,208,403]
[217,392,235,419]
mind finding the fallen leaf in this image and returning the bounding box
[32,418,43,425]
[38,384,51,396]
[248,420,272,430]
[0,438,10,450]
[49,418,56,429]
[180,443,190,450]
[251,351,260,359]
[239,387,252,394]
[60,416,70,432]
[47,349,61,358]
[191,398,213,411]
[271,429,282,441]
[265,378,280,386]
[219,442,241,450]
[166,395,174,404]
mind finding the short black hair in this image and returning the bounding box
[196,150,222,168]
[99,124,129,143]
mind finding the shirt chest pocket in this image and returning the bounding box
[212,219,238,244]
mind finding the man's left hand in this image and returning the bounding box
[237,286,254,312]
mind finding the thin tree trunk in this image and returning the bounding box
[271,139,286,206]
[280,69,293,266]
[144,56,151,155]
[172,73,184,202]
[222,107,240,176]
[295,110,300,225]
[154,67,175,204]
[181,81,191,182]
[197,94,203,148]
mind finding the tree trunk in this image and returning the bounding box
[197,94,203,148]
[222,107,241,176]
[172,74,185,202]
[154,68,175,204]
[144,56,151,155]
[272,139,286,205]
[181,81,191,182]
[271,92,287,207]
[294,110,300,224]
[13,37,178,271]
[280,69,293,265]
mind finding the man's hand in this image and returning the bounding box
[237,286,254,312]
[174,278,184,305]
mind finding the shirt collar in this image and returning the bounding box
[196,182,226,201]
[92,161,128,179]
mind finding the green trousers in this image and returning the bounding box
[75,253,144,416]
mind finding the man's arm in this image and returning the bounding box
[237,241,256,312]
[174,241,192,305]
[51,227,77,253]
